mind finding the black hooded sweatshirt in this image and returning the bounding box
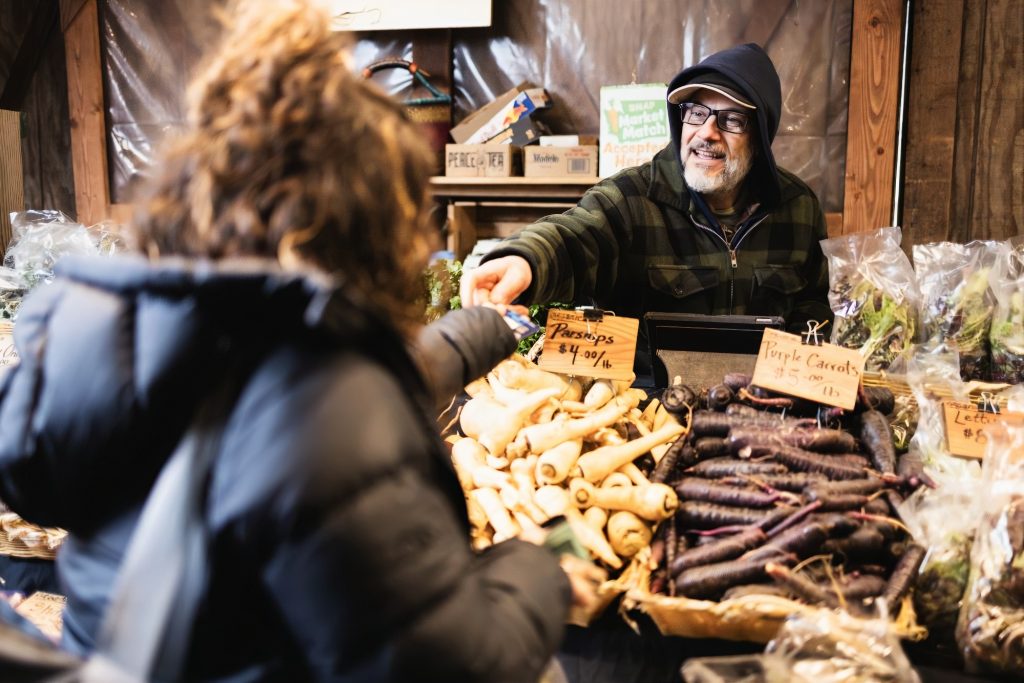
[666,43,784,209]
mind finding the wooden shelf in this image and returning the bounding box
[429,176,598,201]
[430,176,597,259]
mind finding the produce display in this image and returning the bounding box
[821,227,919,371]
[989,239,1024,384]
[643,374,927,620]
[914,241,998,381]
[957,424,1024,676]
[447,355,684,583]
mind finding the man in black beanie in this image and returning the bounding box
[461,44,830,367]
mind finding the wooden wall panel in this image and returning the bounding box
[842,0,903,235]
[62,0,109,226]
[902,0,1022,247]
[901,0,964,245]
[966,0,1022,241]
[0,110,25,253]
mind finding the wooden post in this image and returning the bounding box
[61,0,109,226]
[842,0,904,234]
[0,110,25,253]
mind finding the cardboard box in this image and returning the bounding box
[485,116,551,146]
[450,84,551,144]
[599,83,670,177]
[444,144,521,177]
[539,134,599,147]
[523,145,598,178]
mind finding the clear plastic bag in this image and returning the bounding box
[903,351,983,481]
[988,238,1024,384]
[2,211,126,319]
[898,472,979,651]
[821,227,919,371]
[956,422,1024,676]
[913,240,999,381]
[768,607,919,682]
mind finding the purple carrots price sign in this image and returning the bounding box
[942,400,1024,460]
[751,328,864,410]
[538,309,638,381]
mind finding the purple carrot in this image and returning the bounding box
[694,437,730,459]
[765,501,824,537]
[882,543,926,607]
[743,521,829,562]
[668,527,767,577]
[675,553,793,600]
[769,444,878,480]
[858,410,897,474]
[722,373,752,391]
[727,426,857,454]
[721,472,829,493]
[821,525,887,562]
[651,435,694,484]
[765,562,839,607]
[673,478,780,508]
[687,457,788,478]
[677,501,785,530]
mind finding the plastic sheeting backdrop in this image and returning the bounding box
[102,0,852,213]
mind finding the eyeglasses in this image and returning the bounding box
[679,102,750,133]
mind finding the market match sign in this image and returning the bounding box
[539,309,638,381]
[751,328,865,410]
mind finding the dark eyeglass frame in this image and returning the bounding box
[679,102,750,133]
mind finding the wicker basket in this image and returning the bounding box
[621,552,926,644]
[0,513,66,561]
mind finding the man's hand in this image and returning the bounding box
[460,255,533,307]
[558,554,607,612]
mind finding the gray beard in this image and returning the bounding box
[683,147,753,197]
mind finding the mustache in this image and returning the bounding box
[688,141,727,155]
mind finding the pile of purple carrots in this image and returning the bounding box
[647,373,929,614]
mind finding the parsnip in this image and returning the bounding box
[599,472,633,490]
[583,506,608,532]
[491,357,580,400]
[451,438,511,490]
[568,479,678,522]
[583,379,615,410]
[471,487,520,542]
[616,462,650,487]
[513,395,632,454]
[535,438,583,485]
[606,511,652,558]
[533,485,622,569]
[460,386,562,456]
[573,421,685,482]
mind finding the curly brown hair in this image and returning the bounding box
[131,0,436,334]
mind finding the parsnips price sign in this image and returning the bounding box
[539,310,638,381]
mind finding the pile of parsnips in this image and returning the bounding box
[448,354,687,570]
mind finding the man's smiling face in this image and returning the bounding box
[680,91,755,204]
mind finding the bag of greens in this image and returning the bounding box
[913,240,999,381]
[821,227,919,371]
[988,238,1024,384]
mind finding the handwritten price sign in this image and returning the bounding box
[0,322,18,369]
[942,400,1024,459]
[750,328,865,410]
[538,310,638,381]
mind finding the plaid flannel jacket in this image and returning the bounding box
[484,144,831,335]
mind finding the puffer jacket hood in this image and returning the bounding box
[666,43,783,208]
[0,254,397,530]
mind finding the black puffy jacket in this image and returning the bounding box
[0,255,570,682]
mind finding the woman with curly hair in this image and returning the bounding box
[0,1,582,680]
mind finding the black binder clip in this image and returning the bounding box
[801,319,827,346]
[977,391,1001,414]
[576,306,605,323]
